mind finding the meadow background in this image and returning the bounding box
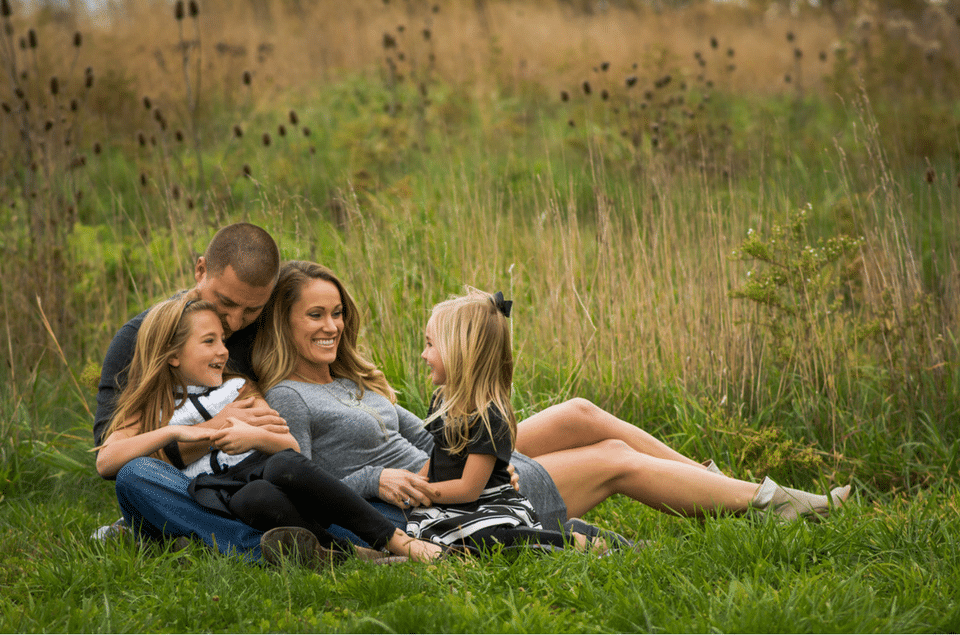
[2,0,960,631]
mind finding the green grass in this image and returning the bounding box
[3,0,960,630]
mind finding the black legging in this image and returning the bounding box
[224,450,398,551]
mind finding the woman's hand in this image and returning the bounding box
[171,426,215,443]
[378,468,440,509]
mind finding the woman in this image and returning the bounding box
[253,261,850,537]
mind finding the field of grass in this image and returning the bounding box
[2,0,960,631]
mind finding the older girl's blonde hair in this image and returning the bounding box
[101,293,223,456]
[427,289,516,456]
[252,261,396,401]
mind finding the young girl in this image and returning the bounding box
[407,289,605,553]
[95,294,441,563]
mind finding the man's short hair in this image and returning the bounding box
[204,223,280,288]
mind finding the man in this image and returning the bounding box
[94,223,285,560]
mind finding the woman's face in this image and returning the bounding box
[168,310,228,387]
[288,278,344,381]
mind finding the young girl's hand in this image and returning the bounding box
[209,417,263,455]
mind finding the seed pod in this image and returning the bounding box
[45,120,53,131]
[242,70,252,85]
[93,141,102,154]
[175,1,184,20]
[582,81,591,95]
[175,129,184,142]
[74,32,82,47]
[137,131,146,146]
[625,76,637,88]
[70,99,78,111]
[242,164,251,177]
[140,173,148,186]
[28,29,37,48]
[1,0,11,18]
[288,109,298,125]
[85,68,94,88]
[189,0,198,18]
[560,90,569,101]
[600,61,610,71]
[925,168,935,183]
[50,77,59,96]
[233,124,243,138]
[302,126,311,137]
[710,36,718,49]
[172,184,181,200]
[278,124,286,137]
[422,28,430,41]
[794,48,803,59]
[786,31,795,42]
[143,96,152,110]
[262,132,271,146]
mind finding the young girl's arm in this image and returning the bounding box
[428,453,497,504]
[95,418,214,478]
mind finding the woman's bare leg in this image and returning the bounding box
[532,439,757,518]
[517,398,706,470]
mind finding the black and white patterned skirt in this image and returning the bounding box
[406,484,541,546]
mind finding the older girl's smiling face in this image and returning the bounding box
[289,278,344,384]
[168,310,228,387]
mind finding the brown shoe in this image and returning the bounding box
[260,527,344,568]
[353,545,409,565]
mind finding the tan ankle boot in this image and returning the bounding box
[751,477,850,521]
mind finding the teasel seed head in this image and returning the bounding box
[560,90,569,101]
[140,172,148,187]
[74,32,82,48]
[786,31,795,42]
[727,47,734,57]
[1,0,11,18]
[289,110,298,125]
[422,28,430,40]
[50,77,59,96]
[189,1,198,18]
[143,96,152,110]
[93,141,101,154]
[172,184,181,200]
[45,119,54,131]
[233,124,243,138]
[175,129,184,142]
[794,48,803,59]
[243,164,252,177]
[568,119,575,128]
[278,124,286,137]
[28,29,37,48]
[819,51,827,62]
[625,76,637,88]
[302,126,311,137]
[85,67,94,88]
[70,99,78,111]
[600,61,610,71]
[242,70,252,85]
[262,132,271,146]
[582,81,591,95]
[137,131,146,146]
[175,1,184,20]
[710,36,718,49]
[925,168,935,184]
[601,89,609,100]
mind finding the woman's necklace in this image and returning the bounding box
[294,374,389,441]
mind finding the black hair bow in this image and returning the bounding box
[491,291,512,318]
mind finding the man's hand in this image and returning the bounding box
[215,397,286,428]
[378,468,440,509]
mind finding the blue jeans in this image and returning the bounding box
[113,457,398,560]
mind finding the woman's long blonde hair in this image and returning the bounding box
[427,289,516,456]
[101,293,222,454]
[253,260,396,401]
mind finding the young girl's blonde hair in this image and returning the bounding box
[101,293,223,456]
[427,288,516,456]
